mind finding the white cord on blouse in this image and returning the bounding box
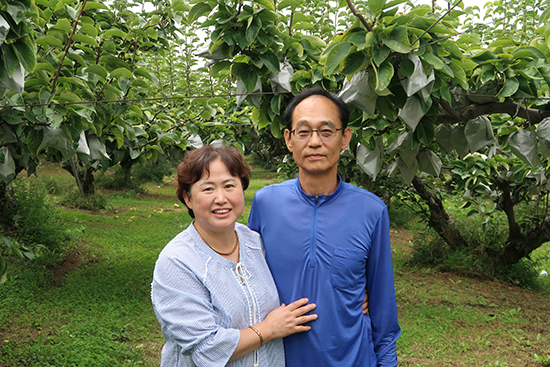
[235,262,260,367]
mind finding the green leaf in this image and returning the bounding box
[188,3,212,24]
[496,77,519,97]
[246,16,262,45]
[26,128,43,155]
[103,28,127,39]
[421,53,445,69]
[382,26,411,53]
[35,35,64,48]
[51,18,72,34]
[372,42,389,66]
[368,0,385,14]
[324,42,351,74]
[289,42,304,57]
[7,2,26,24]
[239,68,259,93]
[400,57,415,77]
[341,51,369,76]
[373,60,394,91]
[56,91,81,103]
[383,38,411,53]
[414,118,435,146]
[67,53,86,66]
[57,76,86,87]
[66,4,78,20]
[110,126,124,149]
[2,43,19,75]
[80,24,98,38]
[134,68,153,81]
[83,2,108,10]
[72,33,98,46]
[449,60,467,89]
[13,39,36,72]
[211,61,231,77]
[85,64,108,79]
[110,67,133,79]
[258,50,279,73]
[270,94,281,115]
[384,0,409,9]
[376,96,398,120]
[253,0,275,11]
[303,35,326,49]
[234,30,249,49]
[270,118,282,138]
[443,40,462,59]
[349,31,368,49]
[208,97,229,107]
[278,0,303,10]
[513,46,545,60]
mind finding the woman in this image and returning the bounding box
[151,145,317,367]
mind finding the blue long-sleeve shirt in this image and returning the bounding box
[249,177,400,367]
[151,223,285,367]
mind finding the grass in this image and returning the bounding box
[1,161,550,366]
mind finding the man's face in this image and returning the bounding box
[284,95,351,178]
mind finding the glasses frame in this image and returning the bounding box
[290,127,345,141]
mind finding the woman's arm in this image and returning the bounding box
[230,298,317,361]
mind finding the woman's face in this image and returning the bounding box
[183,158,245,235]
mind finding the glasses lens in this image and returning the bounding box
[295,128,312,140]
[319,128,337,139]
[293,127,340,140]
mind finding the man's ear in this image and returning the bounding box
[341,127,352,151]
[284,129,293,152]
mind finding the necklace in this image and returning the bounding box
[194,223,239,256]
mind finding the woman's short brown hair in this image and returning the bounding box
[176,145,251,218]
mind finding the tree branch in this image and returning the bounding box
[436,100,550,125]
[51,0,89,97]
[345,0,374,33]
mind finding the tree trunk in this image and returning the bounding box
[61,161,95,196]
[81,167,95,196]
[412,175,469,250]
[412,175,550,268]
[124,166,131,185]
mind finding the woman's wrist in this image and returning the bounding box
[252,321,273,345]
[248,325,264,346]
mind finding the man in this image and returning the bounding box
[248,87,400,366]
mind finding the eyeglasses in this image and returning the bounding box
[290,126,344,141]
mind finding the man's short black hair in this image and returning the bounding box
[283,87,350,131]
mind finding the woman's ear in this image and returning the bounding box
[182,190,192,210]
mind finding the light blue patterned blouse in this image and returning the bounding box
[151,222,285,367]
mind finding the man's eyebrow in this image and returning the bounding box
[295,119,336,127]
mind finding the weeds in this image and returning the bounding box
[535,350,550,366]
[59,189,110,211]
[1,179,73,267]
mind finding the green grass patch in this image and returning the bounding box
[1,161,550,366]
